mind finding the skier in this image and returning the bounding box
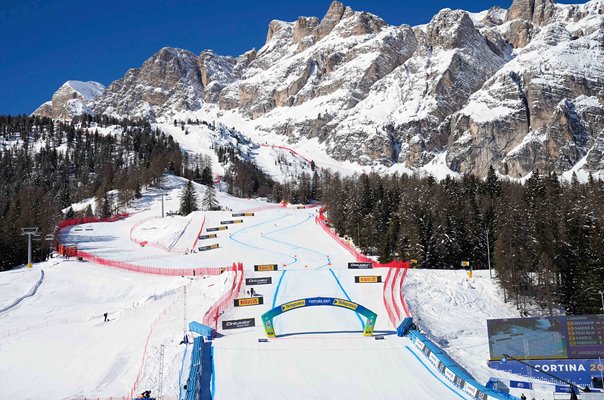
[520,394,526,400]
[103,312,108,322]
[250,287,256,296]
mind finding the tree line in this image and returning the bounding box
[315,168,604,316]
[0,115,183,270]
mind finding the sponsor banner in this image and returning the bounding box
[198,233,217,240]
[220,219,243,225]
[414,338,426,351]
[234,297,264,307]
[454,375,466,389]
[437,361,446,373]
[476,391,488,400]
[429,352,439,366]
[348,262,373,269]
[555,385,573,393]
[296,205,306,209]
[307,298,334,306]
[245,277,272,285]
[222,318,255,330]
[207,226,228,232]
[198,244,219,251]
[333,298,358,310]
[445,368,456,382]
[254,264,278,272]
[421,345,431,357]
[232,212,254,217]
[281,299,306,312]
[488,359,603,386]
[463,383,478,397]
[510,380,532,390]
[355,275,382,283]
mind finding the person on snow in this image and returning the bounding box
[520,394,526,400]
[250,287,256,296]
[103,312,108,322]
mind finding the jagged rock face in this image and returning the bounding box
[35,0,604,178]
[447,19,604,177]
[93,48,204,119]
[33,81,104,119]
[507,0,556,26]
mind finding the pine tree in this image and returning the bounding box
[202,185,220,211]
[179,180,198,215]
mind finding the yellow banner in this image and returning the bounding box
[237,297,260,306]
[282,299,306,312]
[333,299,358,310]
[256,264,277,271]
[358,276,379,283]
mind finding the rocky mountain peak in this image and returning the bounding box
[426,9,481,49]
[32,80,104,119]
[507,0,556,26]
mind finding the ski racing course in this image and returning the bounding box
[1,177,498,399]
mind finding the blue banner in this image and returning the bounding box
[555,385,572,393]
[489,359,604,386]
[510,380,532,389]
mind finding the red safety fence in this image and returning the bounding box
[202,262,244,333]
[74,250,232,276]
[383,268,398,328]
[57,213,130,231]
[260,143,312,164]
[190,215,207,250]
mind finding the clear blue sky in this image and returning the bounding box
[0,0,536,114]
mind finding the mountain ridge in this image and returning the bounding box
[33,0,604,179]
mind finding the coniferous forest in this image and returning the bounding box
[2,115,604,316]
[315,169,604,316]
[0,115,183,270]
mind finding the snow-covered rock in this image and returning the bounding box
[32,80,104,119]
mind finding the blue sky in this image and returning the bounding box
[0,0,573,114]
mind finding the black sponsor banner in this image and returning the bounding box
[198,244,219,251]
[348,262,373,269]
[222,318,255,330]
[355,275,382,283]
[232,212,254,217]
[437,361,446,373]
[476,391,488,400]
[207,226,228,232]
[246,277,272,285]
[254,264,278,271]
[422,346,431,357]
[234,297,264,307]
[220,219,243,225]
[198,234,217,240]
[454,375,465,388]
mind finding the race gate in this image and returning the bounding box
[261,297,377,337]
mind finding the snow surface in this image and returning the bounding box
[64,80,105,101]
[0,175,568,399]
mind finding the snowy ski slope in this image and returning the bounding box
[1,176,531,399]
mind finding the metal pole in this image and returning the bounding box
[27,233,32,269]
[161,193,165,218]
[599,291,604,315]
[486,230,492,279]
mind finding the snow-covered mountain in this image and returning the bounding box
[34,0,604,178]
[33,80,105,119]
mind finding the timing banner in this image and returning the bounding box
[246,277,272,285]
[232,213,254,217]
[355,276,382,283]
[207,226,228,232]
[348,262,372,269]
[222,318,255,330]
[198,244,219,251]
[198,233,217,240]
[487,314,604,360]
[261,297,377,338]
[234,297,264,307]
[254,264,278,272]
[220,220,243,225]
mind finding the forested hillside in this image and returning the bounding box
[0,115,183,270]
[319,169,604,315]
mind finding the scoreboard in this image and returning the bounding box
[487,314,604,360]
